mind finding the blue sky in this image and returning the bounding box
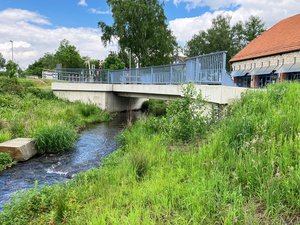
[0,0,212,28]
[0,0,299,68]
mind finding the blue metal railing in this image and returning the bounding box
[55,51,227,85]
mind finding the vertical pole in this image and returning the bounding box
[151,67,153,84]
[222,52,226,83]
[170,64,173,84]
[107,70,110,84]
[9,40,14,62]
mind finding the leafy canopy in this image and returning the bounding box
[99,0,178,67]
[54,39,84,68]
[0,53,5,68]
[185,15,265,69]
[24,53,56,76]
[102,52,125,70]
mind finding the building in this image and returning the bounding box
[230,14,300,88]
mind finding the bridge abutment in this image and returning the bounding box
[53,89,146,112]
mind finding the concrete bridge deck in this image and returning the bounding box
[52,82,249,112]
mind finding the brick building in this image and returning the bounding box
[230,14,300,88]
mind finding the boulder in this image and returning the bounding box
[0,138,37,161]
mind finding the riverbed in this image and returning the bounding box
[0,112,141,209]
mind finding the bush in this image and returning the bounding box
[0,77,24,95]
[34,124,77,154]
[163,84,207,142]
[27,87,55,100]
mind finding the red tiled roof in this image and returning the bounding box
[230,14,300,62]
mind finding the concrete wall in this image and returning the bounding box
[52,82,249,112]
[53,88,146,112]
[231,51,300,71]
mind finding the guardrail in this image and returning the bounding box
[56,51,227,85]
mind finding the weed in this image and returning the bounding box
[34,124,77,154]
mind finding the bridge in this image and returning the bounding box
[51,52,248,112]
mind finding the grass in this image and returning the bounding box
[0,77,111,153]
[0,152,13,172]
[1,82,300,224]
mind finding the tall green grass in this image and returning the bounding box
[0,152,13,172]
[1,82,300,224]
[0,77,111,152]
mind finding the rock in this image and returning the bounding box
[0,138,37,161]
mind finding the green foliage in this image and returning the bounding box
[54,39,84,68]
[0,52,6,68]
[185,15,265,69]
[0,77,25,94]
[34,124,77,154]
[3,82,300,224]
[163,84,207,142]
[244,15,266,43]
[141,99,167,116]
[4,60,19,78]
[99,0,177,67]
[0,153,12,166]
[0,77,110,156]
[0,153,13,172]
[102,52,125,70]
[24,53,56,76]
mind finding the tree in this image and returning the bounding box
[25,53,56,76]
[54,39,84,68]
[185,15,233,69]
[103,52,125,70]
[5,60,19,78]
[244,16,265,43]
[185,15,265,69]
[99,0,177,67]
[0,53,6,68]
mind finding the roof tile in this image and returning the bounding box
[230,14,300,62]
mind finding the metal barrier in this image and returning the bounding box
[56,51,226,85]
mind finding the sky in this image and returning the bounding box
[0,0,300,68]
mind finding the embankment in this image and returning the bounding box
[1,82,300,224]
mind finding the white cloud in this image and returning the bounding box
[169,0,300,45]
[89,8,111,15]
[0,8,117,68]
[78,0,87,7]
[173,0,237,10]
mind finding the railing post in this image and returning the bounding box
[151,67,153,84]
[170,64,173,84]
[222,51,227,83]
[107,70,110,84]
[136,69,138,84]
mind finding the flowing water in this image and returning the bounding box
[0,112,142,209]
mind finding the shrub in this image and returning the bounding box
[0,77,24,95]
[27,87,55,100]
[164,84,207,142]
[34,124,77,154]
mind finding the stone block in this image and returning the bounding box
[0,138,37,161]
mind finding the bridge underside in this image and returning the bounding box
[52,82,248,112]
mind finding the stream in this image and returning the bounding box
[0,112,142,209]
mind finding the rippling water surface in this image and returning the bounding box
[0,112,141,209]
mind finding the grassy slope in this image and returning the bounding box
[0,78,110,143]
[1,82,300,224]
